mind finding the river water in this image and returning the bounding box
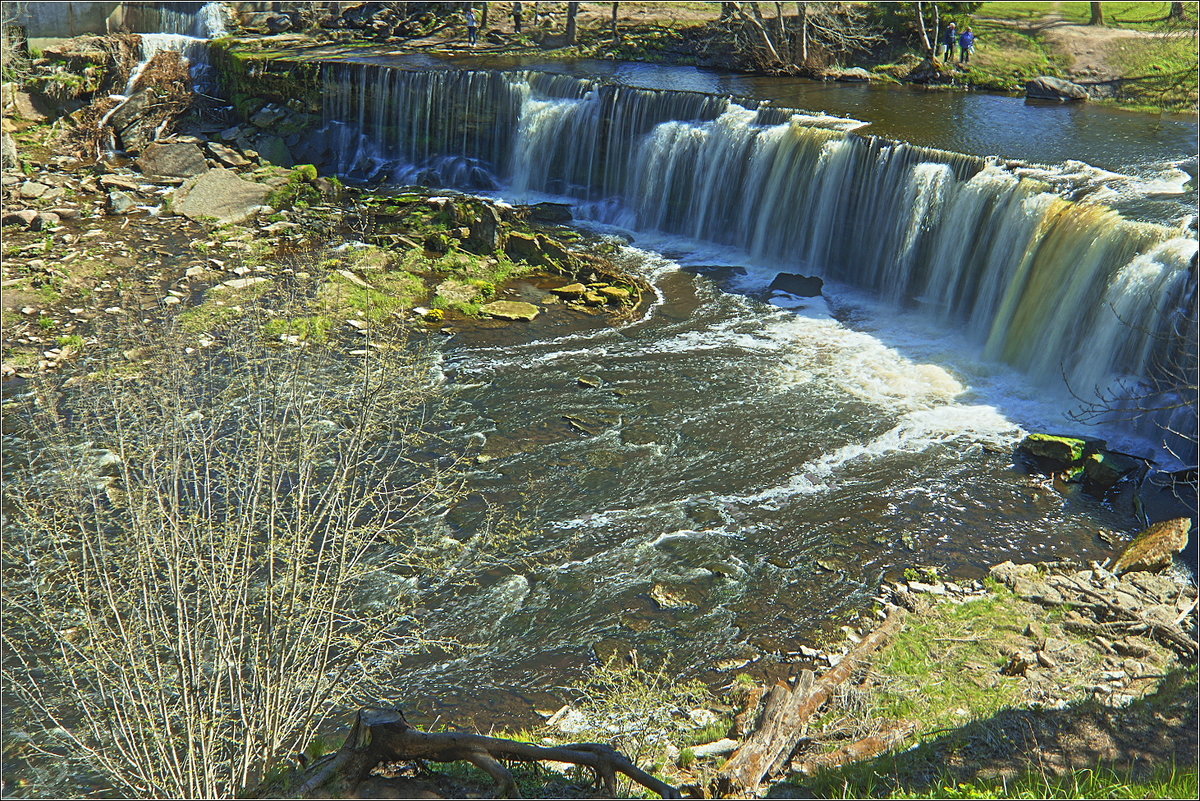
[294,55,1198,724]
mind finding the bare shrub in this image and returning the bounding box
[2,304,467,798]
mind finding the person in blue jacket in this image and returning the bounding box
[942,22,957,62]
[959,27,977,64]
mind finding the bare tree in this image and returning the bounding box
[611,1,620,42]
[565,0,579,44]
[724,2,881,72]
[2,306,468,798]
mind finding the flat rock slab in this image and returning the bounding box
[136,142,209,178]
[1113,518,1191,574]
[480,300,539,321]
[173,168,270,226]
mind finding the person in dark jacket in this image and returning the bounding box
[959,27,977,64]
[942,22,957,62]
[465,7,479,47]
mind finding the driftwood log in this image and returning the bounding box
[270,708,681,799]
[713,605,906,797]
[788,719,918,775]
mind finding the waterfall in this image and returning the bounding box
[126,2,227,95]
[318,62,1198,459]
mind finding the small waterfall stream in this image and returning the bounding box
[316,62,1197,461]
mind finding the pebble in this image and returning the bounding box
[162,296,181,305]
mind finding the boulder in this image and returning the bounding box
[465,202,502,254]
[479,301,540,321]
[106,89,159,153]
[1112,518,1191,575]
[2,209,38,228]
[829,67,874,82]
[30,212,61,231]
[136,142,209,178]
[206,141,251,168]
[1026,76,1089,102]
[249,103,288,128]
[172,168,270,225]
[19,181,49,199]
[265,14,294,33]
[769,272,824,297]
[1016,433,1095,471]
[254,134,294,167]
[106,190,138,215]
[1,129,18,170]
[1083,450,1146,493]
[10,90,53,122]
[504,231,544,263]
[527,201,573,223]
[537,235,573,266]
[907,57,950,84]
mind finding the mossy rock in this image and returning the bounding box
[1016,433,1101,471]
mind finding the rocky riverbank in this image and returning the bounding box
[1,35,648,381]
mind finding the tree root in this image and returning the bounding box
[274,708,681,799]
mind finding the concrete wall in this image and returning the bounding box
[9,2,126,48]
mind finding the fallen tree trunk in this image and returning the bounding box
[789,719,918,775]
[264,708,681,799]
[714,605,906,797]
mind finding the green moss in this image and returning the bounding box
[317,270,425,322]
[261,315,334,343]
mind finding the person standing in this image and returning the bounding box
[959,27,976,65]
[465,6,479,47]
[941,21,957,63]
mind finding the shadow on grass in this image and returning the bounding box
[766,665,1197,799]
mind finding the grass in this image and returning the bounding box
[316,269,425,322]
[889,762,1198,799]
[261,315,335,343]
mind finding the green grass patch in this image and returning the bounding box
[261,315,334,343]
[317,269,425,322]
[869,592,1026,731]
[890,762,1198,799]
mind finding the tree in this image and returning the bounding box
[611,1,620,42]
[1169,2,1187,19]
[722,1,883,72]
[565,0,579,44]
[2,307,469,798]
[1089,1,1104,25]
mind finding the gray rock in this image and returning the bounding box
[1026,76,1090,102]
[2,209,38,227]
[30,212,61,231]
[1,129,18,170]
[172,168,270,226]
[249,103,287,128]
[136,142,209,178]
[435,279,482,306]
[265,14,294,33]
[989,560,1039,588]
[527,201,573,223]
[106,89,158,152]
[19,181,49,199]
[254,134,293,167]
[11,90,52,122]
[106,190,138,215]
[1113,518,1191,575]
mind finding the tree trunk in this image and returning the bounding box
[720,2,737,21]
[798,1,808,64]
[1169,1,1185,19]
[480,1,488,27]
[1089,2,1104,25]
[932,3,940,57]
[734,2,784,65]
[914,1,932,53]
[611,1,620,42]
[512,1,522,33]
[714,606,906,797]
[565,0,579,44]
[270,708,683,799]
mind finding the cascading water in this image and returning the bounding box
[317,62,1197,462]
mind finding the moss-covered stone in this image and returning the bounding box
[1017,433,1090,470]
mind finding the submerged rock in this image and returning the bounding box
[1083,450,1146,493]
[1112,518,1191,575]
[479,300,539,321]
[550,282,587,298]
[1017,433,1092,471]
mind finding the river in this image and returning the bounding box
[287,54,1197,725]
